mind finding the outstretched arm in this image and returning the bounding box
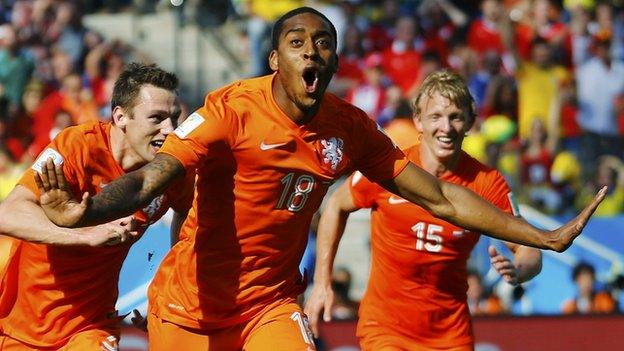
[37,153,185,227]
[84,154,185,225]
[0,185,136,246]
[382,163,606,252]
[304,181,361,337]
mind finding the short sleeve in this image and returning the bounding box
[480,171,517,216]
[348,171,380,209]
[350,111,409,183]
[158,91,239,172]
[18,133,80,199]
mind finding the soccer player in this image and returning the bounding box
[0,62,193,350]
[36,7,605,351]
[304,70,542,350]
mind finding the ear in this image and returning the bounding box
[413,113,423,132]
[269,50,278,71]
[112,106,128,129]
[331,53,339,74]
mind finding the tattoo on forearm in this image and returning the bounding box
[85,154,184,224]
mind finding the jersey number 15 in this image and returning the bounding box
[411,222,443,252]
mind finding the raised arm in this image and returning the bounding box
[0,185,136,246]
[381,163,606,252]
[304,181,361,336]
[38,154,185,227]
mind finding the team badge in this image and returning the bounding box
[320,137,344,172]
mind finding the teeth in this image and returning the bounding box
[438,137,452,143]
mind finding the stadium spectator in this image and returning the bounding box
[467,0,507,56]
[572,20,624,182]
[380,15,422,96]
[35,7,606,350]
[502,15,570,142]
[576,155,624,216]
[562,261,616,314]
[467,269,506,316]
[330,23,366,96]
[0,23,34,112]
[0,62,194,349]
[344,52,385,121]
[330,267,358,321]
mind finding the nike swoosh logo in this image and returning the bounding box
[388,196,409,205]
[260,141,288,150]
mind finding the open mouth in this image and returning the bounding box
[302,67,319,94]
[436,136,455,147]
[150,140,164,150]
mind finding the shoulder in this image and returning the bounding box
[459,151,508,189]
[52,121,105,153]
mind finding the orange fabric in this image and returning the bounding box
[0,329,118,351]
[150,73,409,331]
[359,322,474,351]
[0,121,193,348]
[148,301,315,351]
[383,119,420,149]
[561,292,616,314]
[351,146,514,349]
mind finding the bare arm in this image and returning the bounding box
[0,185,135,246]
[84,154,184,225]
[304,181,360,336]
[504,242,542,283]
[39,153,185,227]
[489,242,542,285]
[381,163,606,252]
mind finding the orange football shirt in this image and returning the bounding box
[0,121,193,348]
[351,145,515,348]
[150,73,408,329]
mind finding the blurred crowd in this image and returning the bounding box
[0,0,149,200]
[1,0,624,317]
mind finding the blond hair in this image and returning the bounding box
[412,70,476,124]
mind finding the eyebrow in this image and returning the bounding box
[284,27,332,39]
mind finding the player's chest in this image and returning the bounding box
[231,115,354,180]
[375,193,480,255]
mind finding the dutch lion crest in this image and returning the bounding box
[320,137,344,171]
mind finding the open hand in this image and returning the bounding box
[547,186,607,252]
[303,284,334,337]
[488,245,519,285]
[80,216,138,247]
[34,157,89,227]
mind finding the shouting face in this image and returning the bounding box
[270,12,338,121]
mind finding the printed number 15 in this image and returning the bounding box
[411,222,443,252]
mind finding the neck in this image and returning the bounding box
[419,143,461,177]
[272,74,319,125]
[109,124,147,172]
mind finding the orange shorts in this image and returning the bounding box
[358,323,473,351]
[0,329,119,351]
[148,302,316,351]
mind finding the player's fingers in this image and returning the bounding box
[576,186,608,229]
[45,158,58,189]
[306,303,320,336]
[37,165,51,192]
[80,192,90,207]
[55,163,67,190]
[488,245,498,258]
[323,294,334,322]
[34,172,47,193]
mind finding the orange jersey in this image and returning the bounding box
[150,73,408,329]
[0,121,193,348]
[351,146,515,348]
